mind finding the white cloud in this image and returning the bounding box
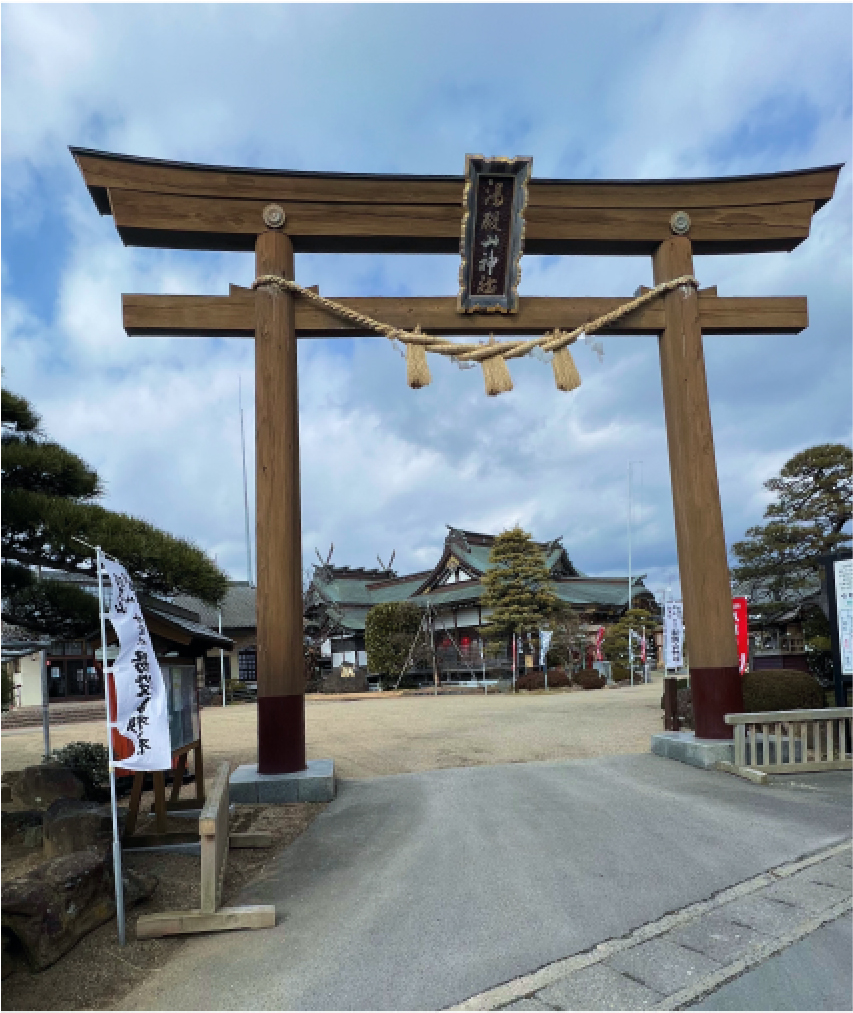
[2,3,850,594]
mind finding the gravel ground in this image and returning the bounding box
[1,792,326,1011]
[2,680,665,779]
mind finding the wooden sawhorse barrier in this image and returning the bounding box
[136,762,276,938]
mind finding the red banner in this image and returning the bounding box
[732,597,749,675]
[594,626,606,661]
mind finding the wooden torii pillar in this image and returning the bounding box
[72,149,841,754]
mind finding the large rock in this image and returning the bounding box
[1,810,43,849]
[1,851,157,971]
[42,800,116,859]
[12,765,86,809]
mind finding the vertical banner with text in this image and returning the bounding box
[732,596,749,675]
[834,558,853,677]
[102,559,172,771]
[664,601,684,670]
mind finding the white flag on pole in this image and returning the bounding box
[539,629,553,668]
[664,600,684,670]
[101,558,171,771]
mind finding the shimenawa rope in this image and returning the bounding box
[251,273,698,396]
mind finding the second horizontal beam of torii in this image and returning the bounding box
[123,289,806,338]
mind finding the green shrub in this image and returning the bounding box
[742,669,825,713]
[50,741,110,793]
[573,668,605,690]
[365,602,425,686]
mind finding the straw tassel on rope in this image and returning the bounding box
[481,336,514,396]
[551,343,582,392]
[406,326,432,389]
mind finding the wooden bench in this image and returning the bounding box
[136,762,276,938]
[719,707,853,784]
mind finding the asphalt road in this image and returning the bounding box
[124,756,852,1011]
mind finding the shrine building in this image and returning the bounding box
[305,526,656,684]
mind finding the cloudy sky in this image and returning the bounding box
[2,3,851,601]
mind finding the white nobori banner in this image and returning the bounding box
[664,600,684,670]
[101,558,171,771]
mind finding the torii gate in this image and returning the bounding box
[71,148,840,772]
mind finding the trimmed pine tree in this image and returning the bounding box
[2,385,228,638]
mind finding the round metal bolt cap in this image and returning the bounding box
[670,210,691,236]
[262,204,286,229]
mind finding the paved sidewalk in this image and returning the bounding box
[455,843,852,1010]
[122,756,852,1011]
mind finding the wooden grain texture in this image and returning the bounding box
[653,237,739,673]
[229,832,275,848]
[122,292,808,338]
[73,148,840,210]
[135,905,276,939]
[108,188,817,255]
[254,232,305,704]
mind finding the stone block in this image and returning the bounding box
[1,851,156,970]
[608,937,721,996]
[715,894,807,937]
[799,858,853,892]
[42,800,113,859]
[13,765,86,809]
[760,875,851,914]
[669,911,771,964]
[2,810,44,849]
[537,962,662,1010]
[229,760,335,805]
[502,999,554,1011]
[651,731,734,769]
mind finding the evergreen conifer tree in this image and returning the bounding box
[731,443,852,616]
[481,527,559,647]
[2,385,228,637]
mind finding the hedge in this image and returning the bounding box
[515,669,571,691]
[662,670,825,729]
[742,669,825,713]
[573,668,605,690]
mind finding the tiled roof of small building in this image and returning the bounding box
[172,582,257,629]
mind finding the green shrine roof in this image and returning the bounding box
[307,527,652,632]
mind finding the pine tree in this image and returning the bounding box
[2,385,228,637]
[602,607,653,678]
[481,527,559,645]
[731,444,852,616]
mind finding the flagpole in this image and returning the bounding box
[219,610,226,708]
[98,546,126,947]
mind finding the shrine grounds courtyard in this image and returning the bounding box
[1,680,664,778]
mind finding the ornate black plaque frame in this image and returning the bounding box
[458,155,532,314]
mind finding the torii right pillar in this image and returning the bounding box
[654,236,742,738]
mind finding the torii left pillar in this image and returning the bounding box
[254,229,306,773]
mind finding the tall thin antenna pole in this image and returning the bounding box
[628,462,632,614]
[239,377,253,586]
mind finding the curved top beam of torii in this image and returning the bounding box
[71,147,841,257]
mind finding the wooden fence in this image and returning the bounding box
[720,707,852,783]
[136,762,275,938]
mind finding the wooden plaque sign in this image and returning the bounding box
[458,155,532,313]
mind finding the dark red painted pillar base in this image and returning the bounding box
[258,694,306,774]
[691,667,743,740]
